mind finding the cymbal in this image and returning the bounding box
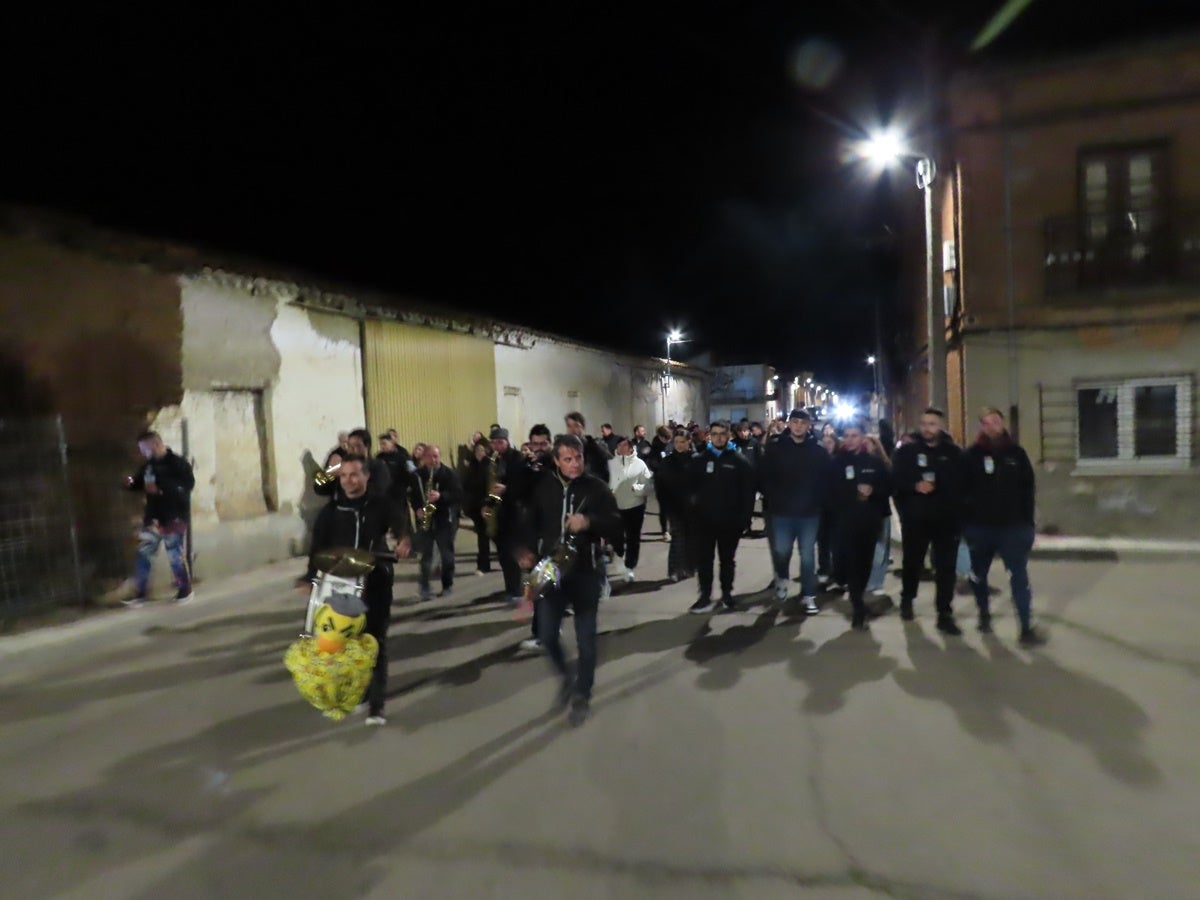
[312,546,377,576]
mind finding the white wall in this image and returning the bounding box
[494,339,708,440]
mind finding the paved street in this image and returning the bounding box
[2,529,1199,899]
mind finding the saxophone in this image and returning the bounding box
[313,462,342,489]
[480,452,502,537]
[417,469,437,532]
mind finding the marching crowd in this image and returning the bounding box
[125,404,1042,729]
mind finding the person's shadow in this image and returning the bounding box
[789,629,899,714]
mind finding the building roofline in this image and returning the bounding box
[0,203,708,373]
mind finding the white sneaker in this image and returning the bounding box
[600,579,611,600]
[365,714,387,727]
[774,578,789,602]
[802,596,820,615]
[625,570,636,583]
[519,638,543,652]
[871,589,889,598]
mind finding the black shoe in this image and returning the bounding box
[936,616,963,636]
[1019,626,1046,647]
[899,599,914,621]
[721,593,737,611]
[977,613,992,633]
[689,597,715,614]
[851,610,869,631]
[568,696,590,726]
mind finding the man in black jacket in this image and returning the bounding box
[829,422,892,631]
[564,411,612,480]
[656,430,697,581]
[517,433,622,726]
[892,407,966,634]
[123,430,196,606]
[962,407,1044,645]
[760,409,827,615]
[687,420,756,613]
[408,444,463,601]
[306,455,412,725]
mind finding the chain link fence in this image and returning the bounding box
[0,416,85,624]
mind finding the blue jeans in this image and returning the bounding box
[771,515,820,597]
[964,524,1035,629]
[134,519,191,596]
[538,572,601,701]
[867,515,893,592]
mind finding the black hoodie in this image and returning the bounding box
[891,432,966,523]
[127,450,194,525]
[521,470,622,574]
[963,433,1035,528]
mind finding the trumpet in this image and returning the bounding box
[314,462,342,489]
[481,452,502,538]
[419,500,437,532]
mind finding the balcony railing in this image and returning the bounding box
[1044,210,1200,298]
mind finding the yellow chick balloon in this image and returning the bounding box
[284,592,378,720]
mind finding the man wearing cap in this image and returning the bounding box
[760,409,828,615]
[489,425,532,605]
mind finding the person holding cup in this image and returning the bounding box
[892,407,966,634]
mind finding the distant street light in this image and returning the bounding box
[663,330,690,424]
[857,128,946,411]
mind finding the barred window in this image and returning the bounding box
[1075,377,1192,467]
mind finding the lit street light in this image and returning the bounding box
[858,129,946,411]
[663,330,690,424]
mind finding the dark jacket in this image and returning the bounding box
[634,436,654,467]
[655,448,694,516]
[494,446,532,531]
[128,450,194,525]
[583,435,613,480]
[829,448,892,521]
[601,432,621,455]
[377,448,412,500]
[408,463,463,530]
[647,435,670,473]
[462,454,490,517]
[963,433,1035,528]
[737,435,763,468]
[891,432,966,523]
[760,433,829,518]
[305,492,409,584]
[522,470,622,574]
[689,446,756,529]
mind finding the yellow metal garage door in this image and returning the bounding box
[362,320,497,464]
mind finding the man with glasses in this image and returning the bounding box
[687,420,755,613]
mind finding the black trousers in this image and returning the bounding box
[493,525,523,597]
[900,516,960,617]
[817,508,834,576]
[417,523,457,591]
[666,510,692,577]
[693,522,741,599]
[834,509,882,614]
[362,567,393,715]
[468,511,491,571]
[613,504,647,569]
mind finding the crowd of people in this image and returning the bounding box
[122,403,1043,730]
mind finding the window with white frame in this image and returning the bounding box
[1075,376,1192,467]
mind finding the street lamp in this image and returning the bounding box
[859,129,946,411]
[663,330,689,424]
[866,355,880,417]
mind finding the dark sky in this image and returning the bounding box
[8,3,1200,396]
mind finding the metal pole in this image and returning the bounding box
[921,162,947,411]
[56,415,85,605]
[663,341,670,425]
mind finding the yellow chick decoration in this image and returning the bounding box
[285,594,379,720]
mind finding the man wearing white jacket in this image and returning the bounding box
[608,436,653,582]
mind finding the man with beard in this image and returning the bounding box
[892,407,966,634]
[963,407,1044,645]
[519,423,555,653]
[517,434,622,726]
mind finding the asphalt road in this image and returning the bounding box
[2,530,1198,899]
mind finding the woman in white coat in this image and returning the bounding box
[608,436,653,582]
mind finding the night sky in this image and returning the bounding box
[8,3,1200,396]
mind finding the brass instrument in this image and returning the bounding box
[480,452,502,538]
[313,462,342,489]
[417,469,437,532]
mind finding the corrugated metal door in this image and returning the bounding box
[362,321,497,459]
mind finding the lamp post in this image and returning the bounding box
[663,330,689,425]
[867,355,880,421]
[859,131,947,411]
